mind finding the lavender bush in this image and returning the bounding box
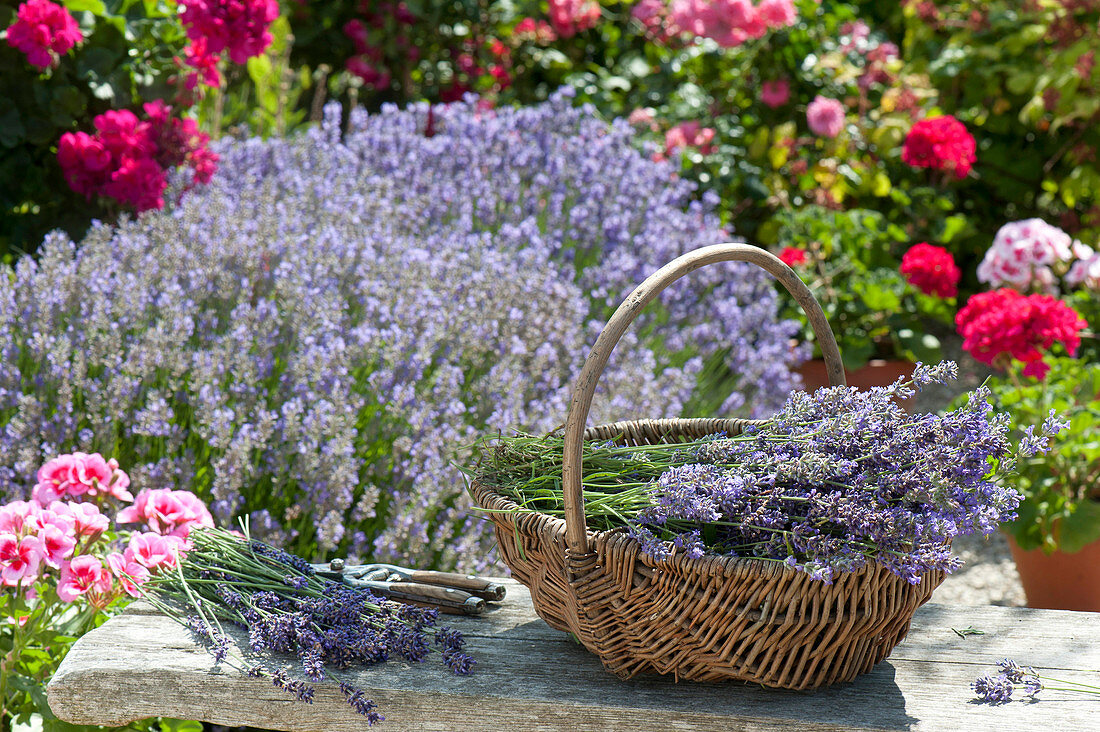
[0,90,801,568]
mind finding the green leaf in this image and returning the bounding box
[854,280,901,311]
[939,214,968,243]
[63,0,107,13]
[1057,498,1100,554]
[840,339,874,371]
[76,46,120,80]
[0,105,26,148]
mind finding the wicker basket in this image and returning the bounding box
[468,244,945,689]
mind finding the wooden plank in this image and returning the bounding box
[47,579,1100,731]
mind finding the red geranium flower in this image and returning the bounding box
[778,246,808,267]
[955,289,1087,379]
[902,115,976,179]
[900,242,960,298]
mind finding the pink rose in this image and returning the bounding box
[57,554,113,603]
[0,532,44,586]
[760,79,790,108]
[806,95,845,138]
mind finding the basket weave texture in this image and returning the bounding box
[468,245,946,689]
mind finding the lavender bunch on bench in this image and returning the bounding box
[144,526,474,725]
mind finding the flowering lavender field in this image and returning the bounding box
[0,92,802,570]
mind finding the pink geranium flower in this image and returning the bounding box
[757,0,798,29]
[4,0,82,69]
[760,79,790,109]
[127,531,178,570]
[116,488,214,538]
[0,533,44,586]
[106,552,151,598]
[806,95,845,138]
[33,452,132,505]
[36,522,77,569]
[665,120,717,156]
[0,501,36,535]
[57,555,113,603]
[50,500,109,538]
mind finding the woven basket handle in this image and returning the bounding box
[562,243,845,554]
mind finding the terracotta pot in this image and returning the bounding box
[1008,535,1100,612]
[796,358,915,392]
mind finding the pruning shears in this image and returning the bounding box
[310,559,507,616]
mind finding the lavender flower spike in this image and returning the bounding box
[973,674,1014,704]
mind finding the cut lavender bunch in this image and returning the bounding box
[145,526,474,724]
[972,659,1100,704]
[475,362,1064,585]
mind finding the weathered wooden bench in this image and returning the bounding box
[47,578,1099,731]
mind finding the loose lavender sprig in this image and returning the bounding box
[973,659,1100,704]
[478,362,1063,584]
[145,526,475,724]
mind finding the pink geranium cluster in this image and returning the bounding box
[668,0,798,48]
[760,78,791,108]
[31,452,133,505]
[900,242,961,298]
[662,120,717,159]
[806,95,846,138]
[901,115,977,179]
[4,0,81,70]
[547,0,601,39]
[977,218,1094,293]
[178,0,279,66]
[1,454,210,610]
[57,101,217,212]
[514,17,557,44]
[955,289,1088,379]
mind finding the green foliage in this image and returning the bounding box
[989,358,1100,553]
[767,206,950,369]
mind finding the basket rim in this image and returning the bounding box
[469,476,894,583]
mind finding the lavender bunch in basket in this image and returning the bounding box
[479,362,1066,584]
[144,527,473,725]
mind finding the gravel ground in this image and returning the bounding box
[908,331,1026,607]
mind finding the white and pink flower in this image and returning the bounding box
[977,218,1093,293]
[36,522,76,569]
[106,552,151,598]
[57,554,113,603]
[1066,250,1100,290]
[0,533,44,586]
